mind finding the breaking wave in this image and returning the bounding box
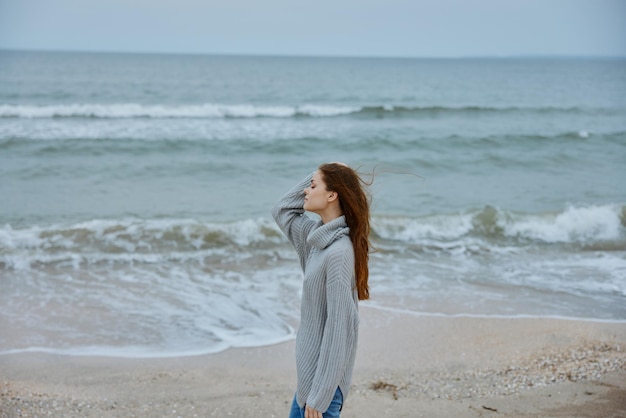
[2,204,624,270]
[0,103,609,119]
[374,204,626,248]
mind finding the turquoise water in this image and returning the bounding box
[1,51,625,357]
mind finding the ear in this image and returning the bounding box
[327,191,339,203]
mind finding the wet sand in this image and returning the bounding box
[1,308,625,417]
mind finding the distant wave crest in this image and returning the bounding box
[0,103,607,119]
[0,103,359,119]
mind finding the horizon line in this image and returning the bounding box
[1,47,625,61]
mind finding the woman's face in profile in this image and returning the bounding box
[303,171,331,213]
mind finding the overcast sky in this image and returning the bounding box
[1,0,624,57]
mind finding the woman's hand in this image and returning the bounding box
[305,404,323,418]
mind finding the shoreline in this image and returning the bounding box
[4,301,626,361]
[1,308,625,417]
[3,307,625,360]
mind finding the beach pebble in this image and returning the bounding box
[365,340,625,400]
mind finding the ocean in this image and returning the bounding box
[1,50,625,357]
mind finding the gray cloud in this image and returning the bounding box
[1,0,624,57]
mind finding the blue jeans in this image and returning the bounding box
[288,387,343,418]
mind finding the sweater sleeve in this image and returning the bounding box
[271,173,317,267]
[306,244,358,412]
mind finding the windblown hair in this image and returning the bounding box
[318,163,372,300]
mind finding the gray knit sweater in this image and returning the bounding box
[272,173,359,413]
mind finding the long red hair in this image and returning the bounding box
[318,163,371,300]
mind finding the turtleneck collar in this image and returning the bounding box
[307,216,350,249]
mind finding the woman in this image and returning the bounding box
[272,162,371,418]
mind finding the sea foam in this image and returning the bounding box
[0,218,286,270]
[0,103,600,119]
[374,204,625,247]
[0,103,359,119]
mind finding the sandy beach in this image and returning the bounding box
[1,307,624,418]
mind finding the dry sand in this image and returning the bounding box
[1,307,625,417]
